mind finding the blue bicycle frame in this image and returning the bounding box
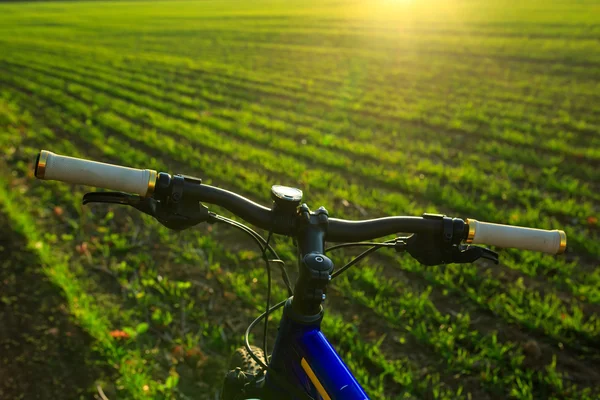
[263,299,369,400]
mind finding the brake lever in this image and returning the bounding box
[82,191,215,231]
[83,192,158,218]
[83,192,141,206]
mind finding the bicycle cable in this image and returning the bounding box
[244,299,315,400]
[214,215,293,295]
[262,229,274,366]
[325,242,396,252]
[329,239,396,279]
[214,216,314,397]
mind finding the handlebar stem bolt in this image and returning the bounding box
[315,206,328,215]
[316,207,329,224]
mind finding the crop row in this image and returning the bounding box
[9,55,597,221]
[333,263,595,399]
[2,57,597,261]
[3,75,598,363]
[8,44,599,184]
[11,38,600,152]
[2,50,597,202]
[4,38,599,129]
[4,62,596,282]
[5,45,595,190]
[15,21,600,78]
[3,61,596,268]
[5,58,600,276]
[116,13,599,37]
[87,37,600,120]
[90,33,600,101]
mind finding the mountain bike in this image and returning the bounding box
[34,150,567,400]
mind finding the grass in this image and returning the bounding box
[0,0,599,399]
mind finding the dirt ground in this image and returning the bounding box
[0,210,110,400]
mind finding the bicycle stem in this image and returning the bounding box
[293,204,333,317]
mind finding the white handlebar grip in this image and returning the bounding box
[35,150,157,197]
[466,219,566,255]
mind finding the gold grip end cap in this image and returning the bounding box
[465,218,477,243]
[558,230,567,254]
[35,150,51,179]
[146,170,157,197]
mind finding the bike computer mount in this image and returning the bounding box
[271,185,302,210]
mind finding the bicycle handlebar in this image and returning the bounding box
[179,181,445,241]
[33,150,567,255]
[35,150,157,197]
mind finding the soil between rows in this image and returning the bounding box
[0,209,112,399]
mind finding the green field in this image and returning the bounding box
[1,0,599,399]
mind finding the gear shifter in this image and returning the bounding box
[399,234,499,266]
[450,245,499,264]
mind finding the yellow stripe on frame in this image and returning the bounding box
[300,357,332,400]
